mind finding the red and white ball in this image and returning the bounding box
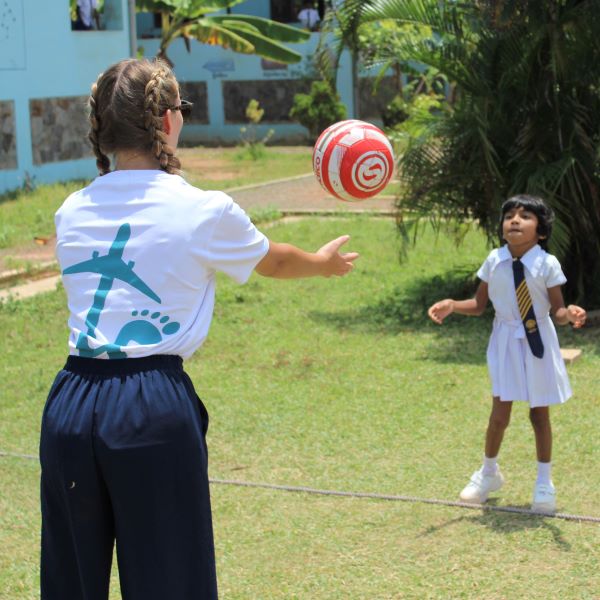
[313,119,394,202]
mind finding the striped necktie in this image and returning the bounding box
[512,258,544,358]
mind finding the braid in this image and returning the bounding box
[87,59,183,177]
[88,79,111,176]
[144,68,182,176]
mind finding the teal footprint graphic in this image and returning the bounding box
[78,310,180,359]
[113,310,181,348]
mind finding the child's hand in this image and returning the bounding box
[567,304,586,328]
[316,235,359,277]
[428,299,454,324]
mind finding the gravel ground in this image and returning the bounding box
[229,174,396,213]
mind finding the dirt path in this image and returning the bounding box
[228,173,395,213]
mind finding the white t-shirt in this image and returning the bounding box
[55,170,269,360]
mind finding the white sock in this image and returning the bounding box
[482,455,498,476]
[536,461,552,485]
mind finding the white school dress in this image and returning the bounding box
[477,244,571,407]
[55,170,269,360]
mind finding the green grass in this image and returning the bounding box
[0,147,312,250]
[1,218,599,599]
[0,181,81,250]
[180,146,312,192]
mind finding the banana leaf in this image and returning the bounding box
[186,21,255,53]
[209,14,311,43]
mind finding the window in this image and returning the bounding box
[270,0,326,24]
[70,0,123,31]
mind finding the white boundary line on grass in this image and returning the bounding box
[211,478,600,524]
[2,451,599,524]
[224,172,314,193]
[224,172,398,198]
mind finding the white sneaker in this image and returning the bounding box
[459,468,505,503]
[531,482,556,513]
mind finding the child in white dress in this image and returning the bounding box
[428,195,586,513]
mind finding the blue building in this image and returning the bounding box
[0,0,395,193]
[0,0,134,193]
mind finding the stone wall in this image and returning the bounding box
[0,101,17,170]
[30,96,92,165]
[179,81,209,124]
[223,79,311,124]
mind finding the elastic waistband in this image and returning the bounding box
[64,354,183,376]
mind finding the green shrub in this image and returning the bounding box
[381,95,410,128]
[237,99,274,161]
[289,81,347,142]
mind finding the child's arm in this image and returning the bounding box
[547,286,586,328]
[428,281,489,324]
[255,235,359,279]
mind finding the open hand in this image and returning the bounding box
[317,235,359,277]
[567,304,586,328]
[428,299,454,324]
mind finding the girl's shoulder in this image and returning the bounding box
[536,249,565,282]
[525,245,563,272]
[538,248,561,264]
[481,246,510,268]
[55,172,237,226]
[476,247,508,282]
[521,246,566,285]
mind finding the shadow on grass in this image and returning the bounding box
[419,502,572,550]
[0,188,22,205]
[309,265,491,365]
[0,179,90,206]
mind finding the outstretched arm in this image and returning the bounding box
[255,235,359,279]
[428,281,489,324]
[547,286,586,327]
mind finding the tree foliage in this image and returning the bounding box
[137,0,310,65]
[289,81,347,142]
[359,0,600,306]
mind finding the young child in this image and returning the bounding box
[40,58,358,600]
[428,195,586,513]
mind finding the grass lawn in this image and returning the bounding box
[1,217,599,599]
[0,146,311,252]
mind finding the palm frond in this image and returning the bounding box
[359,0,471,34]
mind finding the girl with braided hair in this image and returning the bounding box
[40,58,358,600]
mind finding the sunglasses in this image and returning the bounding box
[164,99,194,119]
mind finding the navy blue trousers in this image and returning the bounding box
[40,355,218,600]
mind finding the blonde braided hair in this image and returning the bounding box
[88,77,111,175]
[144,67,182,175]
[87,58,182,177]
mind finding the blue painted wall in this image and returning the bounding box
[228,0,270,17]
[0,1,379,194]
[0,0,131,193]
[137,33,333,146]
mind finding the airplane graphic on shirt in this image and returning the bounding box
[62,223,173,359]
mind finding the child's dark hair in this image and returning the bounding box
[88,58,181,176]
[499,194,554,249]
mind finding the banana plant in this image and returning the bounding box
[137,0,310,65]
